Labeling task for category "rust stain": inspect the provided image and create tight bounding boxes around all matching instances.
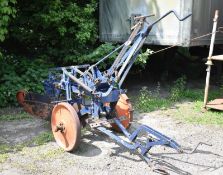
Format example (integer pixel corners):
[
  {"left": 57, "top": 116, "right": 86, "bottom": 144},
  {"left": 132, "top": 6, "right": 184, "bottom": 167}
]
[{"left": 16, "top": 90, "right": 54, "bottom": 120}]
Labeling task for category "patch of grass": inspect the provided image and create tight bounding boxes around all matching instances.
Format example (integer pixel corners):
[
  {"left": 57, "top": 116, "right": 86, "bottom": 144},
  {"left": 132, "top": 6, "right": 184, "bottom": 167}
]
[
  {"left": 135, "top": 86, "right": 173, "bottom": 112},
  {"left": 0, "top": 143, "right": 28, "bottom": 155},
  {"left": 170, "top": 76, "right": 187, "bottom": 101},
  {"left": 135, "top": 76, "right": 223, "bottom": 127},
  {"left": 0, "top": 112, "right": 31, "bottom": 121},
  {"left": 0, "top": 144, "right": 10, "bottom": 163},
  {"left": 136, "top": 76, "right": 223, "bottom": 113},
  {"left": 0, "top": 153, "right": 9, "bottom": 164},
  {"left": 32, "top": 131, "right": 54, "bottom": 146},
  {"left": 0, "top": 131, "right": 54, "bottom": 157},
  {"left": 178, "top": 88, "right": 221, "bottom": 102},
  {"left": 0, "top": 144, "right": 11, "bottom": 154},
  {"left": 40, "top": 148, "right": 64, "bottom": 160},
  {"left": 166, "top": 101, "right": 223, "bottom": 126}
]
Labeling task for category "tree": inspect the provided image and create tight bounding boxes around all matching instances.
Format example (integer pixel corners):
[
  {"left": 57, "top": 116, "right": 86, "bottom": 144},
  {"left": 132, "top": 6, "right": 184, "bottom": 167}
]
[
  {"left": 0, "top": 0, "right": 16, "bottom": 42},
  {"left": 2, "top": 0, "right": 98, "bottom": 64}
]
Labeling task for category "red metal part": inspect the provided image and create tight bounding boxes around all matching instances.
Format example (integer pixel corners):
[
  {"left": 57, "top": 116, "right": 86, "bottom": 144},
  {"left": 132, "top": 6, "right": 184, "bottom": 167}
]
[
  {"left": 16, "top": 90, "right": 54, "bottom": 120},
  {"left": 206, "top": 98, "right": 223, "bottom": 111},
  {"left": 51, "top": 102, "right": 81, "bottom": 151},
  {"left": 16, "top": 90, "right": 26, "bottom": 106},
  {"left": 111, "top": 94, "right": 133, "bottom": 131}
]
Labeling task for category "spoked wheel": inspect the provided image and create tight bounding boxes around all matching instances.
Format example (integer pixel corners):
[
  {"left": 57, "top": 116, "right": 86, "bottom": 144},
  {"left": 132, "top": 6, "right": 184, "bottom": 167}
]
[
  {"left": 51, "top": 102, "right": 81, "bottom": 151},
  {"left": 111, "top": 94, "right": 133, "bottom": 132}
]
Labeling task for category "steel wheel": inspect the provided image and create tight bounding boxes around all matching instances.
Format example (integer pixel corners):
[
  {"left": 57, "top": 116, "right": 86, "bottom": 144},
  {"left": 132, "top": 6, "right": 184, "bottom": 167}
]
[
  {"left": 51, "top": 102, "right": 81, "bottom": 151},
  {"left": 111, "top": 94, "right": 133, "bottom": 131}
]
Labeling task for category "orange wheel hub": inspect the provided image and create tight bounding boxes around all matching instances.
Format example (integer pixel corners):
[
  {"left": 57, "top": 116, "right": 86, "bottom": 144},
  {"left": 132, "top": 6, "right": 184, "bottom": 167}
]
[
  {"left": 111, "top": 94, "right": 133, "bottom": 131},
  {"left": 51, "top": 102, "right": 81, "bottom": 151}
]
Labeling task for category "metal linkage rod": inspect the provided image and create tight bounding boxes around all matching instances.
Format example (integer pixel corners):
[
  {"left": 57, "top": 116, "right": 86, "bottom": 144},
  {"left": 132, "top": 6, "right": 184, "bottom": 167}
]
[
  {"left": 117, "top": 35, "right": 143, "bottom": 79},
  {"left": 134, "top": 14, "right": 155, "bottom": 20},
  {"left": 50, "top": 64, "right": 90, "bottom": 71},
  {"left": 62, "top": 68, "right": 93, "bottom": 93},
  {"left": 211, "top": 55, "right": 223, "bottom": 61},
  {"left": 111, "top": 21, "right": 144, "bottom": 72},
  {"left": 93, "top": 44, "right": 124, "bottom": 68},
  {"left": 83, "top": 44, "right": 125, "bottom": 77},
  {"left": 118, "top": 50, "right": 140, "bottom": 86}
]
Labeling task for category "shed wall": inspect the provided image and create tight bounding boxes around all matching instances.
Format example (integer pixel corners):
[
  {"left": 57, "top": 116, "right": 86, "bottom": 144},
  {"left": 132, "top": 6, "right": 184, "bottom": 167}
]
[{"left": 99, "top": 0, "right": 223, "bottom": 46}]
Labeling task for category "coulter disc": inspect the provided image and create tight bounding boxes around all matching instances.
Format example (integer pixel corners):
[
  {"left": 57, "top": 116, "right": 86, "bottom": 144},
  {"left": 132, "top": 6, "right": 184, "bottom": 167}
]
[{"left": 51, "top": 102, "right": 81, "bottom": 151}]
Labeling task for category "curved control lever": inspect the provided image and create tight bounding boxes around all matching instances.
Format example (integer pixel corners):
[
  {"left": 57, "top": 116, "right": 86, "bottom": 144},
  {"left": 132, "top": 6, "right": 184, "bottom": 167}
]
[
  {"left": 144, "top": 10, "right": 192, "bottom": 35},
  {"left": 170, "top": 10, "right": 192, "bottom": 21},
  {"left": 151, "top": 10, "right": 192, "bottom": 26}
]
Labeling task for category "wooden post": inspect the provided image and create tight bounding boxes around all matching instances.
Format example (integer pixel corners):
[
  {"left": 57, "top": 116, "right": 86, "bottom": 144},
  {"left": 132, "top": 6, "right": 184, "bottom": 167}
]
[{"left": 203, "top": 10, "right": 219, "bottom": 108}]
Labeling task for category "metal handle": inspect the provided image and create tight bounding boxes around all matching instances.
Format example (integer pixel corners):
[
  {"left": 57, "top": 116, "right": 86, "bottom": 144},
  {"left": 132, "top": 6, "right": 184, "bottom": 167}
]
[
  {"left": 170, "top": 10, "right": 192, "bottom": 21},
  {"left": 151, "top": 10, "right": 192, "bottom": 27},
  {"left": 144, "top": 10, "right": 192, "bottom": 36}
]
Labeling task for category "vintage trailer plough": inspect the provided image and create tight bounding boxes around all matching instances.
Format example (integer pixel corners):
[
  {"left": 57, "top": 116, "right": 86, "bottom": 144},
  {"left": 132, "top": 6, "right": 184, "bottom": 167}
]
[{"left": 17, "top": 10, "right": 191, "bottom": 163}]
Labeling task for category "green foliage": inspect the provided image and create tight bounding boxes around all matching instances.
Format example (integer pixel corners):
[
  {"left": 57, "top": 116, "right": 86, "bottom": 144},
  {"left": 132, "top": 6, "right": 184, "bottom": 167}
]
[
  {"left": 0, "top": 153, "right": 8, "bottom": 163},
  {"left": 135, "top": 48, "right": 154, "bottom": 68},
  {"left": 7, "top": 0, "right": 97, "bottom": 64},
  {"left": 136, "top": 75, "right": 223, "bottom": 113},
  {"left": 39, "top": 148, "right": 64, "bottom": 159},
  {"left": 78, "top": 43, "right": 118, "bottom": 68},
  {"left": 0, "top": 131, "right": 53, "bottom": 159},
  {"left": 169, "top": 76, "right": 221, "bottom": 102},
  {"left": 0, "top": 0, "right": 158, "bottom": 108},
  {"left": 167, "top": 101, "right": 223, "bottom": 127},
  {"left": 170, "top": 76, "right": 187, "bottom": 101},
  {"left": 136, "top": 86, "right": 171, "bottom": 112},
  {"left": 0, "top": 0, "right": 16, "bottom": 42},
  {"left": 0, "top": 55, "right": 51, "bottom": 107},
  {"left": 0, "top": 0, "right": 99, "bottom": 107},
  {"left": 0, "top": 111, "right": 30, "bottom": 121},
  {"left": 32, "top": 131, "right": 54, "bottom": 146}
]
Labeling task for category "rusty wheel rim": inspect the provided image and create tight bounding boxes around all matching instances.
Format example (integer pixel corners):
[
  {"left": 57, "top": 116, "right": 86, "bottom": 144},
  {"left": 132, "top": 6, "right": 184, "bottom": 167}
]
[
  {"left": 16, "top": 90, "right": 26, "bottom": 106},
  {"left": 51, "top": 102, "right": 81, "bottom": 151},
  {"left": 111, "top": 94, "right": 133, "bottom": 131}
]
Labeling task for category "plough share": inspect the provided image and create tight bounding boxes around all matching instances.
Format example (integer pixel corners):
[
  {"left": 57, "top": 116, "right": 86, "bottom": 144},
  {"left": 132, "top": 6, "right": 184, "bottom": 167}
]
[{"left": 17, "top": 10, "right": 191, "bottom": 163}]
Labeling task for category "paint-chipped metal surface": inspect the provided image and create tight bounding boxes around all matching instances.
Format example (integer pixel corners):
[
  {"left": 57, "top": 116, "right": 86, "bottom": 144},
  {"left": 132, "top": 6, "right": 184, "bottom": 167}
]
[
  {"left": 21, "top": 92, "right": 54, "bottom": 120},
  {"left": 99, "top": 0, "right": 223, "bottom": 46}
]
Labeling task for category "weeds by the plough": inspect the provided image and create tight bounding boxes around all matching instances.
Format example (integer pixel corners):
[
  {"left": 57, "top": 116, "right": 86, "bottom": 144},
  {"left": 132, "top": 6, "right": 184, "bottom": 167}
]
[
  {"left": 136, "top": 86, "right": 172, "bottom": 112},
  {"left": 0, "top": 153, "right": 8, "bottom": 164},
  {"left": 135, "top": 76, "right": 223, "bottom": 127},
  {"left": 0, "top": 111, "right": 31, "bottom": 121},
  {"left": 31, "top": 131, "right": 54, "bottom": 146},
  {"left": 136, "top": 76, "right": 222, "bottom": 112},
  {"left": 0, "top": 131, "right": 53, "bottom": 157}
]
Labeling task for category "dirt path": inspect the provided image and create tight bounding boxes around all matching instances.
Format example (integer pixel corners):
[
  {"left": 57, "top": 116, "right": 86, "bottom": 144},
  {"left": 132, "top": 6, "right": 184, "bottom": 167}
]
[{"left": 1, "top": 107, "right": 223, "bottom": 175}]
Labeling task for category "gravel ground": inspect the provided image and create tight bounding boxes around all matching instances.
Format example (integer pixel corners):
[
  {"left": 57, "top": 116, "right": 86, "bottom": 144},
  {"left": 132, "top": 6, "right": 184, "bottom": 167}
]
[{"left": 0, "top": 107, "right": 223, "bottom": 175}]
